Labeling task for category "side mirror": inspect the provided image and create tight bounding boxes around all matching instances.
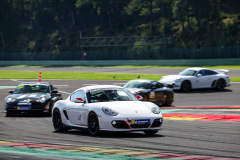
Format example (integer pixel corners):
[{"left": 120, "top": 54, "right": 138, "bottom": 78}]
[
  {"left": 52, "top": 90, "right": 58, "bottom": 93},
  {"left": 74, "top": 97, "right": 85, "bottom": 103},
  {"left": 136, "top": 95, "right": 143, "bottom": 101},
  {"left": 197, "top": 74, "right": 202, "bottom": 77},
  {"left": 9, "top": 90, "right": 13, "bottom": 94}
]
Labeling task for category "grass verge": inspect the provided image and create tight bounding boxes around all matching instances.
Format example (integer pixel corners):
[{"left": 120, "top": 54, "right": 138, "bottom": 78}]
[
  {"left": 2, "top": 65, "right": 240, "bottom": 70},
  {"left": 0, "top": 70, "right": 239, "bottom": 81}
]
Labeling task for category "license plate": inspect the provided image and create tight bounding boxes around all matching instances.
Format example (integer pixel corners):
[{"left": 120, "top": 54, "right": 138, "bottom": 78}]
[
  {"left": 132, "top": 119, "right": 150, "bottom": 124},
  {"left": 17, "top": 106, "right": 31, "bottom": 110}
]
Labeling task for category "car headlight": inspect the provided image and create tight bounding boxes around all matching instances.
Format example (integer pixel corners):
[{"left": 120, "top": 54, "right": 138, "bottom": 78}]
[
  {"left": 102, "top": 107, "right": 118, "bottom": 116},
  {"left": 152, "top": 105, "right": 161, "bottom": 114},
  {"left": 39, "top": 96, "right": 47, "bottom": 103},
  {"left": 7, "top": 97, "right": 16, "bottom": 103},
  {"left": 174, "top": 78, "right": 181, "bottom": 82}
]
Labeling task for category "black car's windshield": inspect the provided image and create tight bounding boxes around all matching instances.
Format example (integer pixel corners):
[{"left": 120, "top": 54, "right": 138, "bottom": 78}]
[
  {"left": 14, "top": 84, "right": 50, "bottom": 94},
  {"left": 123, "top": 81, "right": 150, "bottom": 89},
  {"left": 86, "top": 89, "right": 136, "bottom": 103},
  {"left": 179, "top": 69, "right": 197, "bottom": 76}
]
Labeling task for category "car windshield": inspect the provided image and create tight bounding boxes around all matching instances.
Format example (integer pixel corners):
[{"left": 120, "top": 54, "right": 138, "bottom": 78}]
[
  {"left": 14, "top": 84, "right": 49, "bottom": 94},
  {"left": 123, "top": 81, "right": 150, "bottom": 89},
  {"left": 179, "top": 69, "right": 197, "bottom": 76},
  {"left": 86, "top": 89, "right": 136, "bottom": 103}
]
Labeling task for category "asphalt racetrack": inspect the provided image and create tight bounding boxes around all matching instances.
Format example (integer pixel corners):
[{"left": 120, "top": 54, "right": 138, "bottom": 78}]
[{"left": 1, "top": 79, "right": 240, "bottom": 159}]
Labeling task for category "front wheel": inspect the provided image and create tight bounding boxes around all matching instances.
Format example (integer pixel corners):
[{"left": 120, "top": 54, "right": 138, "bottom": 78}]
[
  {"left": 164, "top": 93, "right": 173, "bottom": 106},
  {"left": 88, "top": 112, "right": 100, "bottom": 136},
  {"left": 216, "top": 79, "right": 225, "bottom": 90},
  {"left": 52, "top": 109, "right": 68, "bottom": 132},
  {"left": 181, "top": 81, "right": 191, "bottom": 92},
  {"left": 143, "top": 130, "right": 158, "bottom": 135}
]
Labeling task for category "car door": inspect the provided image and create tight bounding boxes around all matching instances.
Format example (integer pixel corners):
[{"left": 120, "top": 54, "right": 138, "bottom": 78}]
[
  {"left": 150, "top": 81, "right": 165, "bottom": 104},
  {"left": 196, "top": 70, "right": 213, "bottom": 88},
  {"left": 67, "top": 90, "right": 87, "bottom": 126}
]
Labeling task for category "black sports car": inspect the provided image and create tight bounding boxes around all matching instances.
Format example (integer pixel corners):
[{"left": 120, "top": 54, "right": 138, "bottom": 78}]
[
  {"left": 5, "top": 82, "right": 62, "bottom": 116},
  {"left": 123, "top": 79, "right": 174, "bottom": 106}
]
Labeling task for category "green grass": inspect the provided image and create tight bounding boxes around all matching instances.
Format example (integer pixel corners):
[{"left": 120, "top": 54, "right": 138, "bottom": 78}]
[
  {"left": 0, "top": 70, "right": 239, "bottom": 81},
  {"left": 2, "top": 65, "right": 240, "bottom": 70}
]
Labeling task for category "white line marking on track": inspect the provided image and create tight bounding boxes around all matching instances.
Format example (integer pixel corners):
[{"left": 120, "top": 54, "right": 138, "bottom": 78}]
[
  {"left": 54, "top": 85, "right": 69, "bottom": 86},
  {"left": 11, "top": 79, "right": 22, "bottom": 82},
  {"left": 58, "top": 90, "right": 71, "bottom": 94},
  {"left": 83, "top": 84, "right": 99, "bottom": 86},
  {"left": 113, "top": 83, "right": 126, "bottom": 84},
  {"left": 231, "top": 82, "right": 240, "bottom": 83}
]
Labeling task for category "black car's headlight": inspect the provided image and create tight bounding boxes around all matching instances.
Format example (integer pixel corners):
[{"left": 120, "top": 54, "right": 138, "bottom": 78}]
[
  {"left": 39, "top": 96, "right": 47, "bottom": 103},
  {"left": 152, "top": 104, "right": 161, "bottom": 114},
  {"left": 102, "top": 107, "right": 118, "bottom": 116},
  {"left": 6, "top": 97, "right": 16, "bottom": 103}
]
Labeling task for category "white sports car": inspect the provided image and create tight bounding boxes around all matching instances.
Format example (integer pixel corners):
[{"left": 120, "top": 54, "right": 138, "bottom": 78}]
[
  {"left": 52, "top": 85, "right": 163, "bottom": 135},
  {"left": 159, "top": 67, "right": 231, "bottom": 92}
]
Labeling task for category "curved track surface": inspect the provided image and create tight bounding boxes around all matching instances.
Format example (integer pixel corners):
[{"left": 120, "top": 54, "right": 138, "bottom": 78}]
[
  {"left": 0, "top": 66, "right": 240, "bottom": 77},
  {"left": 0, "top": 79, "right": 240, "bottom": 158}
]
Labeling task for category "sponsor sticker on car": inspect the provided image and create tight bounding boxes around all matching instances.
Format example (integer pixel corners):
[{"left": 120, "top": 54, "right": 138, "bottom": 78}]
[
  {"left": 132, "top": 119, "right": 150, "bottom": 124},
  {"left": 17, "top": 106, "right": 31, "bottom": 110}
]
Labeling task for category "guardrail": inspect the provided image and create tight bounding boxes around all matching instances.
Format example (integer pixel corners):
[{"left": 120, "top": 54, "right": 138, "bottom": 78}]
[{"left": 0, "top": 58, "right": 240, "bottom": 66}]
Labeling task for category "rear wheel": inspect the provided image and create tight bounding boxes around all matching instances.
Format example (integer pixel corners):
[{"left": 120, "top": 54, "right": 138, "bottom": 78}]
[
  {"left": 52, "top": 109, "right": 68, "bottom": 132},
  {"left": 216, "top": 79, "right": 225, "bottom": 90},
  {"left": 142, "top": 94, "right": 148, "bottom": 101},
  {"left": 143, "top": 130, "right": 158, "bottom": 135},
  {"left": 165, "top": 93, "right": 173, "bottom": 106},
  {"left": 88, "top": 112, "right": 100, "bottom": 136},
  {"left": 181, "top": 81, "right": 191, "bottom": 92}
]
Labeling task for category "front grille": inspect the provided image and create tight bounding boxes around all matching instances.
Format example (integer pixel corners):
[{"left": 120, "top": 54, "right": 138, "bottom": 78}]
[
  {"left": 151, "top": 119, "right": 162, "bottom": 128},
  {"left": 130, "top": 124, "right": 150, "bottom": 128},
  {"left": 112, "top": 121, "right": 129, "bottom": 129}
]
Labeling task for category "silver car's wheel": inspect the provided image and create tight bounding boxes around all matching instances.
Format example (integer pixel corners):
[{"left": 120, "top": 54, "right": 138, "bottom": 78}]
[
  {"left": 181, "top": 81, "right": 191, "bottom": 92},
  {"left": 216, "top": 79, "right": 225, "bottom": 90},
  {"left": 52, "top": 109, "right": 68, "bottom": 132},
  {"left": 88, "top": 112, "right": 100, "bottom": 136}
]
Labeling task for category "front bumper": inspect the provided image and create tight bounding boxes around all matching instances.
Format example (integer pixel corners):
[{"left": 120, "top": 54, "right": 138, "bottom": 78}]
[
  {"left": 98, "top": 113, "right": 163, "bottom": 132},
  {"left": 5, "top": 102, "right": 51, "bottom": 115}
]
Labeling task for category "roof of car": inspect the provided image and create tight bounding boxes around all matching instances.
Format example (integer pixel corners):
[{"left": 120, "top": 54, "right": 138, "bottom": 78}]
[
  {"left": 186, "top": 67, "right": 208, "bottom": 71},
  {"left": 19, "top": 82, "right": 50, "bottom": 85},
  {"left": 79, "top": 85, "right": 123, "bottom": 91}
]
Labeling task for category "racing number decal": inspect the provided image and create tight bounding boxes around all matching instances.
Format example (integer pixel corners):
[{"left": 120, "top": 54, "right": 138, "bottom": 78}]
[
  {"left": 77, "top": 112, "right": 83, "bottom": 122},
  {"left": 150, "top": 92, "right": 155, "bottom": 98}
]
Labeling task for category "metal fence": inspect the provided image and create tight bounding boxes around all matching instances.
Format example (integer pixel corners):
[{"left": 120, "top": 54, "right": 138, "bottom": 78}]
[{"left": 0, "top": 46, "right": 240, "bottom": 61}]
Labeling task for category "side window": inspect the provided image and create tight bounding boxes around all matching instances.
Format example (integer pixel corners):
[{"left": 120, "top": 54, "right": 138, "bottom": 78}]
[
  {"left": 70, "top": 90, "right": 85, "bottom": 102},
  {"left": 208, "top": 70, "right": 217, "bottom": 75},
  {"left": 198, "top": 70, "right": 208, "bottom": 76},
  {"left": 151, "top": 81, "right": 161, "bottom": 88}
]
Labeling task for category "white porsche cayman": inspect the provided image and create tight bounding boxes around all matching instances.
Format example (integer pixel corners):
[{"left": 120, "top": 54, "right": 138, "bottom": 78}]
[
  {"left": 52, "top": 85, "right": 163, "bottom": 135},
  {"left": 159, "top": 67, "right": 231, "bottom": 92}
]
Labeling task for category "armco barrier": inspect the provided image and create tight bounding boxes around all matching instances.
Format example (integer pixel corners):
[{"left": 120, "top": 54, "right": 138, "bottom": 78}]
[{"left": 0, "top": 58, "right": 240, "bottom": 66}]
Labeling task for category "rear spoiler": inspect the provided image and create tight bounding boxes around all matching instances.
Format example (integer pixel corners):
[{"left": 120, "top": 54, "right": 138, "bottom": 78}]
[{"left": 214, "top": 69, "right": 230, "bottom": 74}]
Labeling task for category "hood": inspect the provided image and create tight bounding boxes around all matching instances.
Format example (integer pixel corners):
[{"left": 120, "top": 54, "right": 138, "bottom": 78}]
[
  {"left": 160, "top": 75, "right": 190, "bottom": 83},
  {"left": 8, "top": 93, "right": 49, "bottom": 102},
  {"left": 98, "top": 101, "right": 151, "bottom": 114},
  {"left": 126, "top": 88, "right": 150, "bottom": 94}
]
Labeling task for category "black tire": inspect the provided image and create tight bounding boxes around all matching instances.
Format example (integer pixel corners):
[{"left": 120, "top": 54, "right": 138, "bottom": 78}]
[
  {"left": 143, "top": 130, "right": 158, "bottom": 135},
  {"left": 6, "top": 113, "right": 12, "bottom": 117},
  {"left": 142, "top": 94, "right": 149, "bottom": 101},
  {"left": 88, "top": 112, "right": 100, "bottom": 136},
  {"left": 52, "top": 109, "right": 68, "bottom": 132},
  {"left": 181, "top": 81, "right": 191, "bottom": 92},
  {"left": 47, "top": 101, "right": 53, "bottom": 117},
  {"left": 165, "top": 93, "right": 173, "bottom": 106},
  {"left": 216, "top": 79, "right": 225, "bottom": 90}
]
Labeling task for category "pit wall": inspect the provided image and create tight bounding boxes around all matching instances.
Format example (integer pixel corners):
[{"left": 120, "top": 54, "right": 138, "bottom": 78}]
[{"left": 1, "top": 58, "right": 240, "bottom": 66}]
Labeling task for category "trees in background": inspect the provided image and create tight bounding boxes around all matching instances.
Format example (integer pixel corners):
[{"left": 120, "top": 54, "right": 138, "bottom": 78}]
[{"left": 0, "top": 0, "right": 239, "bottom": 52}]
